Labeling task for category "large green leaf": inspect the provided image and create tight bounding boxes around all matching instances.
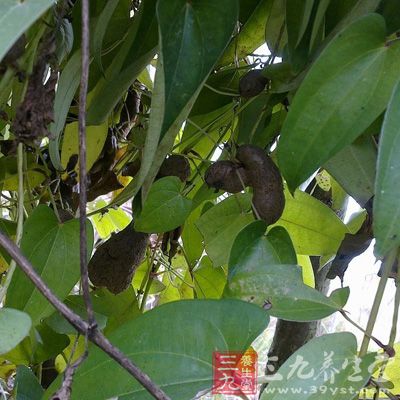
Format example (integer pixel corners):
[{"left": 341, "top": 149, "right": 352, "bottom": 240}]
[
  {"left": 374, "top": 81, "right": 400, "bottom": 257},
  {"left": 0, "top": 308, "right": 31, "bottom": 355},
  {"left": 324, "top": 134, "right": 377, "bottom": 206},
  {"left": 224, "top": 222, "right": 345, "bottom": 321},
  {"left": 91, "top": 0, "right": 120, "bottom": 72},
  {"left": 181, "top": 206, "right": 204, "bottom": 267},
  {"left": 6, "top": 206, "right": 94, "bottom": 326},
  {"left": 130, "top": 0, "right": 239, "bottom": 203},
  {"left": 4, "top": 323, "right": 69, "bottom": 365},
  {"left": 86, "top": 0, "right": 158, "bottom": 125},
  {"left": 273, "top": 190, "right": 348, "bottom": 255},
  {"left": 228, "top": 221, "right": 280, "bottom": 276},
  {"left": 193, "top": 256, "right": 226, "bottom": 299},
  {"left": 219, "top": 0, "right": 273, "bottom": 66},
  {"left": 156, "top": 0, "right": 238, "bottom": 139},
  {"left": 45, "top": 295, "right": 108, "bottom": 335},
  {"left": 49, "top": 50, "right": 81, "bottom": 171},
  {"left": 45, "top": 299, "right": 269, "bottom": 400},
  {"left": 14, "top": 366, "right": 44, "bottom": 400},
  {"left": 278, "top": 14, "right": 400, "bottom": 191},
  {"left": 286, "top": 0, "right": 315, "bottom": 49},
  {"left": 260, "top": 333, "right": 376, "bottom": 400},
  {"left": 134, "top": 176, "right": 192, "bottom": 233},
  {"left": 0, "top": 0, "right": 54, "bottom": 63},
  {"left": 196, "top": 194, "right": 254, "bottom": 266}
]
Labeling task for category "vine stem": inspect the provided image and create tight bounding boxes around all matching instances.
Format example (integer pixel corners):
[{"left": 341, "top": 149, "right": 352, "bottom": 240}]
[
  {"left": 0, "top": 143, "right": 24, "bottom": 303},
  {"left": 374, "top": 271, "right": 400, "bottom": 400},
  {"left": 78, "top": 0, "right": 95, "bottom": 329},
  {"left": 359, "top": 248, "right": 398, "bottom": 357},
  {"left": 0, "top": 231, "right": 171, "bottom": 400}
]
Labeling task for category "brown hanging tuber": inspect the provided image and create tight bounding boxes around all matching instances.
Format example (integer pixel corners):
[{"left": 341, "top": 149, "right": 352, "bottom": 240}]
[
  {"left": 204, "top": 145, "right": 285, "bottom": 225},
  {"left": 88, "top": 221, "right": 149, "bottom": 294},
  {"left": 157, "top": 154, "right": 191, "bottom": 183},
  {"left": 205, "top": 160, "right": 249, "bottom": 193},
  {"left": 239, "top": 69, "right": 269, "bottom": 98}
]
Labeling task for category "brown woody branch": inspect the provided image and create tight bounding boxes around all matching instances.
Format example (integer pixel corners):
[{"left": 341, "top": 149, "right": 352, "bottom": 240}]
[
  {"left": 0, "top": 231, "right": 171, "bottom": 400},
  {"left": 78, "top": 0, "right": 95, "bottom": 328}
]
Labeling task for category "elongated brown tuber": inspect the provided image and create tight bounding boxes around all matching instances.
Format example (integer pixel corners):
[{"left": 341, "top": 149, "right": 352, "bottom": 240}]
[
  {"left": 205, "top": 160, "right": 249, "bottom": 193},
  {"left": 239, "top": 70, "right": 269, "bottom": 98},
  {"left": 204, "top": 145, "right": 285, "bottom": 225},
  {"left": 157, "top": 154, "right": 190, "bottom": 182},
  {"left": 88, "top": 222, "right": 149, "bottom": 294}
]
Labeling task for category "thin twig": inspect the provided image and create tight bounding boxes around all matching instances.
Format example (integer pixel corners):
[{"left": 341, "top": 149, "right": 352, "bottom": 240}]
[
  {"left": 374, "top": 272, "right": 400, "bottom": 399},
  {"left": 0, "top": 231, "right": 171, "bottom": 400},
  {"left": 359, "top": 248, "right": 398, "bottom": 356},
  {"left": 0, "top": 143, "right": 25, "bottom": 303},
  {"left": 78, "top": 0, "right": 95, "bottom": 328}
]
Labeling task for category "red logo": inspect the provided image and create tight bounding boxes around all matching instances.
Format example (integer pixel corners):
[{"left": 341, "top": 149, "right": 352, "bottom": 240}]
[{"left": 212, "top": 349, "right": 258, "bottom": 395}]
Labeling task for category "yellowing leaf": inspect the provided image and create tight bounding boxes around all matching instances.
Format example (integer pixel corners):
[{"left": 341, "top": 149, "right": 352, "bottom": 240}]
[
  {"left": 297, "top": 254, "right": 315, "bottom": 287},
  {"left": 274, "top": 190, "right": 348, "bottom": 255},
  {"left": 61, "top": 122, "right": 108, "bottom": 175}
]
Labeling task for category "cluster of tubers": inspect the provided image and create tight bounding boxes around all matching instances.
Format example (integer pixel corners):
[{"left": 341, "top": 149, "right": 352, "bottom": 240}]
[
  {"left": 88, "top": 154, "right": 190, "bottom": 294},
  {"left": 205, "top": 144, "right": 285, "bottom": 225}
]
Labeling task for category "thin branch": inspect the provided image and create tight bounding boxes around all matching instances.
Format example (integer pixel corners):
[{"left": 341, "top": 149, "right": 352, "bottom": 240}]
[
  {"left": 0, "top": 232, "right": 171, "bottom": 400},
  {"left": 0, "top": 143, "right": 25, "bottom": 303},
  {"left": 374, "top": 272, "right": 400, "bottom": 400},
  {"left": 359, "top": 248, "right": 398, "bottom": 356},
  {"left": 78, "top": 0, "right": 95, "bottom": 328}
]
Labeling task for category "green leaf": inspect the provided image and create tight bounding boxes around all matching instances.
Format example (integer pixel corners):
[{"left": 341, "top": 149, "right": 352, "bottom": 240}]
[
  {"left": 0, "top": 156, "right": 47, "bottom": 191},
  {"left": 90, "top": 201, "right": 131, "bottom": 239},
  {"left": 45, "top": 295, "right": 107, "bottom": 335},
  {"left": 0, "top": 219, "right": 16, "bottom": 270},
  {"left": 374, "top": 81, "right": 400, "bottom": 257},
  {"left": 181, "top": 206, "right": 204, "bottom": 267},
  {"left": 309, "top": 0, "right": 331, "bottom": 51},
  {"left": 5, "top": 323, "right": 70, "bottom": 365},
  {"left": 49, "top": 50, "right": 81, "bottom": 171},
  {"left": 260, "top": 333, "right": 376, "bottom": 400},
  {"left": 14, "top": 366, "right": 44, "bottom": 400},
  {"left": 193, "top": 256, "right": 226, "bottom": 299},
  {"left": 229, "top": 220, "right": 280, "bottom": 276},
  {"left": 61, "top": 122, "right": 108, "bottom": 175},
  {"left": 278, "top": 14, "right": 400, "bottom": 191},
  {"left": 224, "top": 222, "right": 343, "bottom": 321},
  {"left": 0, "top": 0, "right": 55, "bottom": 63},
  {"left": 158, "top": 263, "right": 193, "bottom": 305},
  {"left": 134, "top": 176, "right": 192, "bottom": 233},
  {"left": 45, "top": 299, "right": 269, "bottom": 400},
  {"left": 267, "top": 226, "right": 297, "bottom": 264},
  {"left": 0, "top": 308, "right": 31, "bottom": 355},
  {"left": 86, "top": 0, "right": 158, "bottom": 125},
  {"left": 129, "top": 0, "right": 239, "bottom": 204},
  {"left": 196, "top": 194, "right": 254, "bottom": 267},
  {"left": 329, "top": 286, "right": 350, "bottom": 308},
  {"left": 286, "top": 0, "right": 315, "bottom": 48},
  {"left": 6, "top": 206, "right": 94, "bottom": 326},
  {"left": 91, "top": 0, "right": 120, "bottom": 72},
  {"left": 219, "top": 0, "right": 273, "bottom": 66},
  {"left": 274, "top": 190, "right": 348, "bottom": 255},
  {"left": 90, "top": 287, "right": 141, "bottom": 334},
  {"left": 297, "top": 254, "right": 315, "bottom": 287},
  {"left": 324, "top": 134, "right": 377, "bottom": 206},
  {"left": 156, "top": 0, "right": 238, "bottom": 140}
]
